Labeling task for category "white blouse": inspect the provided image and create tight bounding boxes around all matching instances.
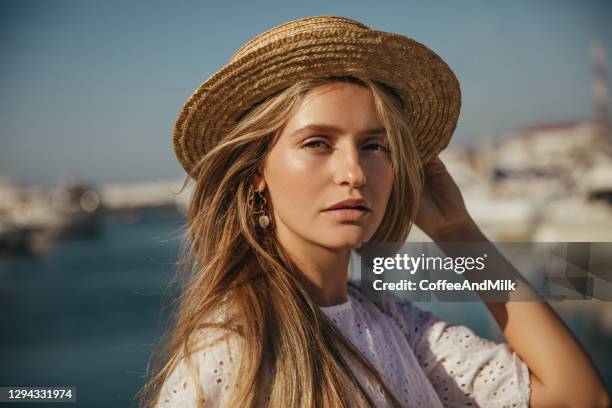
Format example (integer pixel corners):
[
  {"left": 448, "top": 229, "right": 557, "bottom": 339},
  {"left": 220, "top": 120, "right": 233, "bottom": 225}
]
[{"left": 156, "top": 284, "right": 531, "bottom": 407}]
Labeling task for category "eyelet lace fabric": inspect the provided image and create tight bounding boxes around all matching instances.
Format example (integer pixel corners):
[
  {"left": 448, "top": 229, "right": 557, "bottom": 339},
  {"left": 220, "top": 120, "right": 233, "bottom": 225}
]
[
  {"left": 156, "top": 285, "right": 531, "bottom": 407},
  {"left": 155, "top": 327, "right": 241, "bottom": 408}
]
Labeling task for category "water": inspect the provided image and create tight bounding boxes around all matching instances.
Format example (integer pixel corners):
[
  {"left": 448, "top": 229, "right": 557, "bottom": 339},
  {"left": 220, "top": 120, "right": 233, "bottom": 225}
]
[
  {"left": 1, "top": 216, "right": 610, "bottom": 407},
  {"left": 0, "top": 215, "right": 183, "bottom": 407}
]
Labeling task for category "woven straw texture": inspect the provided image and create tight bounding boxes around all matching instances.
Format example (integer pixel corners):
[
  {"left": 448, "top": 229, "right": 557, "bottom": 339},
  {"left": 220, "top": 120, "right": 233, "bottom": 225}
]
[{"left": 174, "top": 16, "right": 461, "bottom": 178}]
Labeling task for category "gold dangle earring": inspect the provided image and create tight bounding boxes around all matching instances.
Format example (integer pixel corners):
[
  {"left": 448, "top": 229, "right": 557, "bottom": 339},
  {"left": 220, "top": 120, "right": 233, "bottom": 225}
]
[
  {"left": 249, "top": 188, "right": 270, "bottom": 229},
  {"left": 256, "top": 191, "right": 271, "bottom": 229}
]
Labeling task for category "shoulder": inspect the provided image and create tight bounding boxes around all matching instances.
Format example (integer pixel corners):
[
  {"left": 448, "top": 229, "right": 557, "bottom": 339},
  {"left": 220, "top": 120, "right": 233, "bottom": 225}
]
[
  {"left": 346, "top": 282, "right": 443, "bottom": 347},
  {"left": 156, "top": 327, "right": 242, "bottom": 407},
  {"left": 347, "top": 282, "right": 432, "bottom": 322}
]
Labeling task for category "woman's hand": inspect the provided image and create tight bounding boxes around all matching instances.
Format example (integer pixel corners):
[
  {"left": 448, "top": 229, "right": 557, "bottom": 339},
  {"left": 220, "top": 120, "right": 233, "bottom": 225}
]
[{"left": 414, "top": 155, "right": 476, "bottom": 241}]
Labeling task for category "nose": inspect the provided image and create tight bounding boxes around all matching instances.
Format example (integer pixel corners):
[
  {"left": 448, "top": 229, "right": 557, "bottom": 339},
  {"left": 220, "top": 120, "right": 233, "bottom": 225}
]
[{"left": 333, "top": 144, "right": 367, "bottom": 187}]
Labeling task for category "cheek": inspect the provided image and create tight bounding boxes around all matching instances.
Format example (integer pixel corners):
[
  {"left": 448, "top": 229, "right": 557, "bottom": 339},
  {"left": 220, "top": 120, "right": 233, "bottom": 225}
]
[
  {"left": 369, "top": 162, "right": 394, "bottom": 223},
  {"left": 265, "top": 149, "right": 323, "bottom": 211},
  {"left": 369, "top": 160, "right": 394, "bottom": 195}
]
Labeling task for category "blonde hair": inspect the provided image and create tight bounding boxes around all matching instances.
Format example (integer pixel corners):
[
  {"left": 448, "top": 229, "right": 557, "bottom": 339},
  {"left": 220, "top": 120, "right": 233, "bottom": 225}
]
[{"left": 139, "top": 75, "right": 424, "bottom": 407}]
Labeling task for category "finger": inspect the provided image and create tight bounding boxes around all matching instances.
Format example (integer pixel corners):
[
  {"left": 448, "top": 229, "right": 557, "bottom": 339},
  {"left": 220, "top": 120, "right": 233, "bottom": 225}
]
[{"left": 424, "top": 156, "right": 447, "bottom": 176}]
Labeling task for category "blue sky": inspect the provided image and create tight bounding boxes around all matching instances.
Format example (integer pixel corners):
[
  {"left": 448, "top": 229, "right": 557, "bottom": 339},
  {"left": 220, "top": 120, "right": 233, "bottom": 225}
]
[{"left": 1, "top": 0, "right": 611, "bottom": 186}]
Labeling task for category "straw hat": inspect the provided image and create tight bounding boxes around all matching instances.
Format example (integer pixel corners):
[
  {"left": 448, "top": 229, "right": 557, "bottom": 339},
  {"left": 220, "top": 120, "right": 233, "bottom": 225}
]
[{"left": 174, "top": 15, "right": 461, "bottom": 178}]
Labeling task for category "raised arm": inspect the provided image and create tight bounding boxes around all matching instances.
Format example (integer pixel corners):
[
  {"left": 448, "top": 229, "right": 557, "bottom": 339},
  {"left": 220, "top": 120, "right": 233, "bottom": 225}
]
[
  {"left": 414, "top": 156, "right": 610, "bottom": 408},
  {"left": 432, "top": 219, "right": 610, "bottom": 408}
]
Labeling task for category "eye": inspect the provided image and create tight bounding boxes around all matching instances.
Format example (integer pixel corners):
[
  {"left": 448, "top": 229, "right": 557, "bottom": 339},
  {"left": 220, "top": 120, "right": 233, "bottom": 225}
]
[
  {"left": 303, "top": 139, "right": 330, "bottom": 150},
  {"left": 364, "top": 143, "right": 388, "bottom": 152}
]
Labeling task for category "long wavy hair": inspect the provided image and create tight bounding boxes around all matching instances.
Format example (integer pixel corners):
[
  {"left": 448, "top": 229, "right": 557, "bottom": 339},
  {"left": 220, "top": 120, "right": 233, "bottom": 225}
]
[{"left": 139, "top": 75, "right": 425, "bottom": 407}]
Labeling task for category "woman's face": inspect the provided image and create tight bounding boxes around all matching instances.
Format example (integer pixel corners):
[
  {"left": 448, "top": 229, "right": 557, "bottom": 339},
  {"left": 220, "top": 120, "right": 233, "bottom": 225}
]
[{"left": 255, "top": 82, "right": 394, "bottom": 251}]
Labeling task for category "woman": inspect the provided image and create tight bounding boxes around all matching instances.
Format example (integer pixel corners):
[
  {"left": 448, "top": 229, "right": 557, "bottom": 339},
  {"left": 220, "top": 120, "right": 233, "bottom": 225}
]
[{"left": 141, "top": 16, "right": 609, "bottom": 407}]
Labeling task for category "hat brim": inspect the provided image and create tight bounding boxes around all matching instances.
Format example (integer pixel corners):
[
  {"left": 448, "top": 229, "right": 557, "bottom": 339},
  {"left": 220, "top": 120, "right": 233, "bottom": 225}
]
[{"left": 174, "top": 28, "right": 461, "bottom": 178}]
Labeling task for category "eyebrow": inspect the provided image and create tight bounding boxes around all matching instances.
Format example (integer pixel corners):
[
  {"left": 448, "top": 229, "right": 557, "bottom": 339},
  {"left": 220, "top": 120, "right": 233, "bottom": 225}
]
[{"left": 291, "top": 123, "right": 387, "bottom": 138}]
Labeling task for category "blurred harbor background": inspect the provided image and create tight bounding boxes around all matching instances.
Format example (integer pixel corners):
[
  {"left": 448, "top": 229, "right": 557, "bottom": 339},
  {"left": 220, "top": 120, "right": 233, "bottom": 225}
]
[{"left": 1, "top": 0, "right": 612, "bottom": 406}]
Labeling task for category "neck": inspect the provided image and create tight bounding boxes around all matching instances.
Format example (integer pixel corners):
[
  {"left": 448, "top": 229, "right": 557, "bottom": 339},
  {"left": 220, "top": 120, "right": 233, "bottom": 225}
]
[{"left": 276, "top": 225, "right": 351, "bottom": 307}]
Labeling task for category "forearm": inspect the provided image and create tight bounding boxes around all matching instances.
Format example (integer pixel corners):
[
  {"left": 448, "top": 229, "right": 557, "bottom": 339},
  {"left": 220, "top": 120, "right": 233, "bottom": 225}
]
[
  {"left": 432, "top": 219, "right": 610, "bottom": 408},
  {"left": 485, "top": 293, "right": 608, "bottom": 407}
]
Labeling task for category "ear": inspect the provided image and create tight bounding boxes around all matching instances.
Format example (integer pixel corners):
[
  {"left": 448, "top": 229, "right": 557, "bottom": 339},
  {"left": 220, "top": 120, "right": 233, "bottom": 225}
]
[{"left": 253, "top": 166, "right": 266, "bottom": 192}]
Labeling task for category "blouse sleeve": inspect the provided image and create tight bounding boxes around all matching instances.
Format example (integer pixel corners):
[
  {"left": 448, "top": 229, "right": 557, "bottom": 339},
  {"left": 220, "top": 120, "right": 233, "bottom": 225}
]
[
  {"left": 382, "top": 297, "right": 531, "bottom": 408},
  {"left": 155, "top": 330, "right": 240, "bottom": 408}
]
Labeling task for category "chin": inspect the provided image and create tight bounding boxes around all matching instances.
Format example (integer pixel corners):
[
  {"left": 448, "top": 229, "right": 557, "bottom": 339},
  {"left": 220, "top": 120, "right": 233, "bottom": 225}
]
[{"left": 322, "top": 234, "right": 367, "bottom": 250}]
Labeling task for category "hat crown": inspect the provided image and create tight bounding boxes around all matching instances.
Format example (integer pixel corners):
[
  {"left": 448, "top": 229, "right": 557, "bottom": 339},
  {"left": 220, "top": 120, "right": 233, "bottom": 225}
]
[
  {"left": 174, "top": 15, "right": 461, "bottom": 179},
  {"left": 229, "top": 16, "right": 370, "bottom": 63}
]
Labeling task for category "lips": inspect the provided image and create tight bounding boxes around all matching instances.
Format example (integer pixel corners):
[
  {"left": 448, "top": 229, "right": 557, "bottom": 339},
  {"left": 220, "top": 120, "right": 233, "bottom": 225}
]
[
  {"left": 322, "top": 207, "right": 370, "bottom": 222},
  {"left": 322, "top": 198, "right": 371, "bottom": 212},
  {"left": 322, "top": 198, "right": 371, "bottom": 222}
]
